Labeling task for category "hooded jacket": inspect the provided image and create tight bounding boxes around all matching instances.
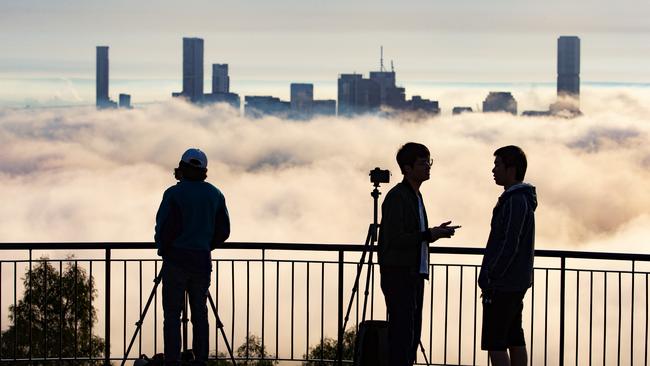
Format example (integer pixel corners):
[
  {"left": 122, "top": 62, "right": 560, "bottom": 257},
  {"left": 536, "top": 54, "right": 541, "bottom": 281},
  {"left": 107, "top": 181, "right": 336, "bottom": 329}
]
[{"left": 479, "top": 183, "right": 537, "bottom": 291}]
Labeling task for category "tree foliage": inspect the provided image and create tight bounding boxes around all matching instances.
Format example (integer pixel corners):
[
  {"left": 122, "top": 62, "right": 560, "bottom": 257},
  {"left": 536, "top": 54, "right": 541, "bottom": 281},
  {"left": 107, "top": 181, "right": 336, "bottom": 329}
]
[
  {"left": 208, "top": 333, "right": 277, "bottom": 366},
  {"left": 0, "top": 259, "right": 105, "bottom": 365},
  {"left": 302, "top": 328, "right": 356, "bottom": 366}
]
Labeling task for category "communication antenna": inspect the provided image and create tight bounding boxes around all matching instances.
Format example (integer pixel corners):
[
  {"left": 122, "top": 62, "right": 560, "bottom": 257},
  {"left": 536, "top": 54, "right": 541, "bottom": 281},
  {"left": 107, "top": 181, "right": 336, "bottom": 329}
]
[
  {"left": 391, "top": 60, "right": 395, "bottom": 73},
  {"left": 380, "top": 46, "right": 385, "bottom": 72}
]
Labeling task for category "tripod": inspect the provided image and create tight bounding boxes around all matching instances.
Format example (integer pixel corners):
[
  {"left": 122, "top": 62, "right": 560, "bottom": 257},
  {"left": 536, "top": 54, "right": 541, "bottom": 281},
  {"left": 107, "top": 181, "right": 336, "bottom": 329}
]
[
  {"left": 341, "top": 176, "right": 431, "bottom": 366},
  {"left": 121, "top": 268, "right": 237, "bottom": 366}
]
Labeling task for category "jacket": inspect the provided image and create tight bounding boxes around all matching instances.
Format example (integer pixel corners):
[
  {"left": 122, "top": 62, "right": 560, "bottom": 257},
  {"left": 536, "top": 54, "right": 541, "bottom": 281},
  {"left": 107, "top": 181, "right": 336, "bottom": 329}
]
[
  {"left": 478, "top": 183, "right": 537, "bottom": 291},
  {"left": 377, "top": 180, "right": 432, "bottom": 271},
  {"left": 154, "top": 180, "right": 230, "bottom": 271}
]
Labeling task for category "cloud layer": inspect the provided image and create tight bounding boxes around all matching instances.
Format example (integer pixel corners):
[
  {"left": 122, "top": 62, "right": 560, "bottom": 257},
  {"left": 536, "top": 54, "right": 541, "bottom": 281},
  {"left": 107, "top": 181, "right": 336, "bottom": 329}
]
[{"left": 1, "top": 89, "right": 649, "bottom": 254}]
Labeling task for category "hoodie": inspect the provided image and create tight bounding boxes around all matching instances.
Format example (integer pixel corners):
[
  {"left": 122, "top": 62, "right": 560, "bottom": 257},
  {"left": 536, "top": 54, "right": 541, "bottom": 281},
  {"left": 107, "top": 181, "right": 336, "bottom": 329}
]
[{"left": 478, "top": 183, "right": 537, "bottom": 291}]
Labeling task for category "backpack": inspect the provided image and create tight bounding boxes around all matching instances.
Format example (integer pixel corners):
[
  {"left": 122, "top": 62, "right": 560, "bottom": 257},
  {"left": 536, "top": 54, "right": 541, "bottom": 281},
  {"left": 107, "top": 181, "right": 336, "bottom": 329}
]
[{"left": 353, "top": 320, "right": 389, "bottom": 366}]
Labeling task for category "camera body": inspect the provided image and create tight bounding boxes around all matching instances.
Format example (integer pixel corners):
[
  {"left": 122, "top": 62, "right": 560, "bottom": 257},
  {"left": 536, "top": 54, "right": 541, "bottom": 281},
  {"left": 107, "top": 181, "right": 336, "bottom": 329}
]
[{"left": 369, "top": 167, "right": 390, "bottom": 185}]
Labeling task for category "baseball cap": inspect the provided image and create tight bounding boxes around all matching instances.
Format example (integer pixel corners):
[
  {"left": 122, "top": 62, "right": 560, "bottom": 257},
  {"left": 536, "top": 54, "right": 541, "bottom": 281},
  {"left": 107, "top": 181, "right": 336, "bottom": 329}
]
[{"left": 180, "top": 148, "right": 208, "bottom": 169}]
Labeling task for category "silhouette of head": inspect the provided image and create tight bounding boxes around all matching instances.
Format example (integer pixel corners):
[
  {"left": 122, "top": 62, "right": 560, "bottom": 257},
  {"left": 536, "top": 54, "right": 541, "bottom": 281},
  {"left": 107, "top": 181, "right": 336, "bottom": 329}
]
[
  {"left": 174, "top": 148, "right": 208, "bottom": 181},
  {"left": 396, "top": 142, "right": 431, "bottom": 182},
  {"left": 493, "top": 145, "right": 527, "bottom": 186}
]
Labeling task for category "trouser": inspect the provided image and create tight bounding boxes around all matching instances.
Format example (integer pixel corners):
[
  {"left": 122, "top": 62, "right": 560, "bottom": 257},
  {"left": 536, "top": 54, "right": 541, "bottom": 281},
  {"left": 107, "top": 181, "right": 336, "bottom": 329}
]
[
  {"left": 162, "top": 261, "right": 211, "bottom": 365},
  {"left": 380, "top": 267, "right": 425, "bottom": 366}
]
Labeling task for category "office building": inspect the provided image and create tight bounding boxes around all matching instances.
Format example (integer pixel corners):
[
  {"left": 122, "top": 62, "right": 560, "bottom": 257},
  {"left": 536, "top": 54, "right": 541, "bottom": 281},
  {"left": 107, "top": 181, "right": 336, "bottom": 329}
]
[
  {"left": 212, "top": 64, "right": 230, "bottom": 94},
  {"left": 245, "top": 96, "right": 290, "bottom": 119},
  {"left": 290, "top": 83, "right": 314, "bottom": 119},
  {"left": 452, "top": 107, "right": 473, "bottom": 115},
  {"left": 118, "top": 94, "right": 132, "bottom": 109},
  {"left": 313, "top": 100, "right": 336, "bottom": 116},
  {"left": 482, "top": 92, "right": 517, "bottom": 115},
  {"left": 96, "top": 46, "right": 116, "bottom": 109},
  {"left": 173, "top": 37, "right": 204, "bottom": 103},
  {"left": 405, "top": 96, "right": 440, "bottom": 115},
  {"left": 557, "top": 36, "right": 580, "bottom": 98},
  {"left": 337, "top": 74, "right": 380, "bottom": 116},
  {"left": 203, "top": 92, "right": 241, "bottom": 110}
]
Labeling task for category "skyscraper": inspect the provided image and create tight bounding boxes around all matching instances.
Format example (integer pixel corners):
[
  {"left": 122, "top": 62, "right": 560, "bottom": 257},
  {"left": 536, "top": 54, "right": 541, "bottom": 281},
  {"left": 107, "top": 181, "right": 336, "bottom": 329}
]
[
  {"left": 96, "top": 46, "right": 116, "bottom": 109},
  {"left": 482, "top": 92, "right": 517, "bottom": 115},
  {"left": 290, "top": 83, "right": 314, "bottom": 119},
  {"left": 212, "top": 64, "right": 229, "bottom": 94},
  {"left": 180, "top": 37, "right": 204, "bottom": 103},
  {"left": 337, "top": 74, "right": 380, "bottom": 116},
  {"left": 557, "top": 36, "right": 580, "bottom": 98}
]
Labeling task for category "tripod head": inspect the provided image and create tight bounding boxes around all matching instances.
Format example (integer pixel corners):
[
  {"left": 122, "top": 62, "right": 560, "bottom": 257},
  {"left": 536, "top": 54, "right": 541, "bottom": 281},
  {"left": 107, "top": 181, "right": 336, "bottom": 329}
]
[{"left": 368, "top": 167, "right": 390, "bottom": 239}]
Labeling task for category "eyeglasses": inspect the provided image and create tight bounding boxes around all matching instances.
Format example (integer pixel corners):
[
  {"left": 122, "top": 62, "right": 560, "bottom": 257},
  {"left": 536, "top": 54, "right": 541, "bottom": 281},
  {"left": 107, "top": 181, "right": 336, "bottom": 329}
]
[{"left": 416, "top": 158, "right": 434, "bottom": 167}]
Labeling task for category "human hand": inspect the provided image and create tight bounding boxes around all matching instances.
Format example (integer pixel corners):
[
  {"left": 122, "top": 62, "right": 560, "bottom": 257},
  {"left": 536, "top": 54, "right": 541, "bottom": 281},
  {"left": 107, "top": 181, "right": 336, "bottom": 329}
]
[{"left": 429, "top": 221, "right": 461, "bottom": 241}]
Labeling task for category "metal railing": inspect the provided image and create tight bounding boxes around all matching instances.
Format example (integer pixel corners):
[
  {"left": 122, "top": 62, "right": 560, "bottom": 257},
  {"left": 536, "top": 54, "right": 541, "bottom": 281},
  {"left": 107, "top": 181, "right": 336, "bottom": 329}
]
[{"left": 0, "top": 242, "right": 648, "bottom": 365}]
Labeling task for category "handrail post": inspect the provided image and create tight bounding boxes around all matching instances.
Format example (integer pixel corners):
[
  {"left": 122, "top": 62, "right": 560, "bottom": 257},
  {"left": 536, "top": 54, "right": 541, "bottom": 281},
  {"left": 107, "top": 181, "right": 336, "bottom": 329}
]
[
  {"left": 559, "top": 256, "right": 560, "bottom": 366},
  {"left": 337, "top": 250, "right": 344, "bottom": 366},
  {"left": 105, "top": 248, "right": 111, "bottom": 365}
]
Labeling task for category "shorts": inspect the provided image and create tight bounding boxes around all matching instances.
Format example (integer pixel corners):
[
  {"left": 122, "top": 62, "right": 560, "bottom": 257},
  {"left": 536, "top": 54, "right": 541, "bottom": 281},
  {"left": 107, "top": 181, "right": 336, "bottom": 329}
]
[{"left": 481, "top": 289, "right": 527, "bottom": 351}]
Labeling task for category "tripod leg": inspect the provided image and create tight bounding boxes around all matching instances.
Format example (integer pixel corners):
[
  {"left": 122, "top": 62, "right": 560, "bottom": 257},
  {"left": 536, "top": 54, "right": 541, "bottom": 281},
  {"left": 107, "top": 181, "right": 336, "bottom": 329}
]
[
  {"left": 341, "top": 225, "right": 373, "bottom": 332},
  {"left": 121, "top": 269, "right": 164, "bottom": 366},
  {"left": 419, "top": 341, "right": 431, "bottom": 366},
  {"left": 207, "top": 291, "right": 237, "bottom": 366}
]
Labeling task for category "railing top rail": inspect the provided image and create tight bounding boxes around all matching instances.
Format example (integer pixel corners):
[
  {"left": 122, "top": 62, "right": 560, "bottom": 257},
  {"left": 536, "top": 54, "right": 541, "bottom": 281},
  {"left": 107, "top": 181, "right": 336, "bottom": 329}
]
[{"left": 0, "top": 242, "right": 649, "bottom": 261}]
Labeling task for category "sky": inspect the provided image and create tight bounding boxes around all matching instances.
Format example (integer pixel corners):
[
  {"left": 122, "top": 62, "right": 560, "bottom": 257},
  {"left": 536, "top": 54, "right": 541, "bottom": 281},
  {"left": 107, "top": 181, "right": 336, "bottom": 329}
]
[{"left": 1, "top": 0, "right": 649, "bottom": 106}]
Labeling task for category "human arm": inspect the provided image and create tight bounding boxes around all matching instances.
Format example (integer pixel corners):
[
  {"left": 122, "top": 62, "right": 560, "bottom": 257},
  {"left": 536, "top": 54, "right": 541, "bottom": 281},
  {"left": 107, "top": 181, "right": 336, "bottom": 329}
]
[
  {"left": 487, "top": 194, "right": 529, "bottom": 279},
  {"left": 210, "top": 194, "right": 230, "bottom": 249}
]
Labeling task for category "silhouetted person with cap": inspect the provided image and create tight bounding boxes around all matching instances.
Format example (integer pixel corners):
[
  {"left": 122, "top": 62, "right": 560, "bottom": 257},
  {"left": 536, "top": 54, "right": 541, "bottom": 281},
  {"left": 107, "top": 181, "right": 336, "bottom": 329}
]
[
  {"left": 479, "top": 145, "right": 537, "bottom": 366},
  {"left": 378, "top": 142, "right": 460, "bottom": 366},
  {"left": 155, "top": 148, "right": 230, "bottom": 366}
]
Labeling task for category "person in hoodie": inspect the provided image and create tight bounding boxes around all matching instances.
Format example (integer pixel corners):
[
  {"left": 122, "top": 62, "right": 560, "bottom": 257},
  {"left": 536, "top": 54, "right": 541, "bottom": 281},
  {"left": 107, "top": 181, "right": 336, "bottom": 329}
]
[
  {"left": 379, "top": 142, "right": 460, "bottom": 366},
  {"left": 155, "top": 148, "right": 230, "bottom": 366},
  {"left": 479, "top": 145, "right": 537, "bottom": 366}
]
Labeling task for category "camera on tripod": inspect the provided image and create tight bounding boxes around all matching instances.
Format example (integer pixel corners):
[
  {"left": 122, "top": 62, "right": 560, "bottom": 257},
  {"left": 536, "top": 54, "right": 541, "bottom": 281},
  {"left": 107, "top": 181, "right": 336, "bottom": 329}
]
[{"left": 369, "top": 167, "right": 390, "bottom": 185}]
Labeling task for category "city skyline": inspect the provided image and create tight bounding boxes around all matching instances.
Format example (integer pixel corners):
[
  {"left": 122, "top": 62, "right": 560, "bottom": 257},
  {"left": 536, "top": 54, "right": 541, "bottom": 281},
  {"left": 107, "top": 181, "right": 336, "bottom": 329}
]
[{"left": 1, "top": 0, "right": 649, "bottom": 107}]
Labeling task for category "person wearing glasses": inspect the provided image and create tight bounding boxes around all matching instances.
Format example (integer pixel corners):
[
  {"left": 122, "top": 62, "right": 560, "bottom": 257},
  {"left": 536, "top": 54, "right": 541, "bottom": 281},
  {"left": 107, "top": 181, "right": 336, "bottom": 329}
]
[{"left": 378, "top": 142, "right": 460, "bottom": 366}]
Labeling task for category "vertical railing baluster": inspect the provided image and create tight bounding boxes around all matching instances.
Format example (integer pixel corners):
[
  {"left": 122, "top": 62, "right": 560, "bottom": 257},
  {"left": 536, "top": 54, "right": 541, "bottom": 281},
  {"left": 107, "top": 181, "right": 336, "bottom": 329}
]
[
  {"left": 123, "top": 261, "right": 127, "bottom": 356},
  {"left": 589, "top": 271, "right": 593, "bottom": 366},
  {"left": 429, "top": 264, "right": 434, "bottom": 364},
  {"left": 138, "top": 260, "right": 143, "bottom": 355},
  {"left": 29, "top": 249, "right": 32, "bottom": 362},
  {"left": 231, "top": 261, "right": 235, "bottom": 356},
  {"left": 320, "top": 263, "right": 325, "bottom": 362},
  {"left": 105, "top": 249, "right": 112, "bottom": 366},
  {"left": 89, "top": 261, "right": 94, "bottom": 360},
  {"left": 74, "top": 260, "right": 78, "bottom": 360},
  {"left": 275, "top": 260, "right": 280, "bottom": 362},
  {"left": 246, "top": 260, "right": 250, "bottom": 360},
  {"left": 458, "top": 266, "right": 463, "bottom": 364},
  {"left": 262, "top": 250, "right": 266, "bottom": 362},
  {"left": 444, "top": 265, "right": 449, "bottom": 365},
  {"left": 473, "top": 266, "right": 478, "bottom": 366},
  {"left": 544, "top": 268, "right": 549, "bottom": 366},
  {"left": 559, "top": 257, "right": 566, "bottom": 366},
  {"left": 617, "top": 272, "right": 622, "bottom": 366},
  {"left": 43, "top": 259, "right": 47, "bottom": 361},
  {"left": 306, "top": 262, "right": 310, "bottom": 361},
  {"left": 576, "top": 270, "right": 580, "bottom": 366},
  {"left": 291, "top": 261, "right": 294, "bottom": 360},
  {"left": 58, "top": 261, "right": 62, "bottom": 361},
  {"left": 643, "top": 272, "right": 650, "bottom": 366},
  {"left": 337, "top": 251, "right": 344, "bottom": 366},
  {"left": 631, "top": 261, "right": 635, "bottom": 366},
  {"left": 154, "top": 260, "right": 158, "bottom": 354},
  {"left": 14, "top": 262, "right": 17, "bottom": 360},
  {"left": 603, "top": 271, "right": 607, "bottom": 366},
  {"left": 530, "top": 268, "right": 535, "bottom": 366}
]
